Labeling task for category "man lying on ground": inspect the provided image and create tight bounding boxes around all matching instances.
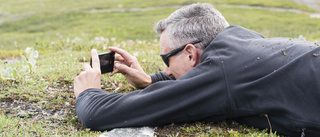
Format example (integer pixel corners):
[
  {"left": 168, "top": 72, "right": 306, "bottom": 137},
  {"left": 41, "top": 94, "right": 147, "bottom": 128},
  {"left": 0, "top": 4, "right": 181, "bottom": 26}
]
[{"left": 74, "top": 3, "right": 320, "bottom": 136}]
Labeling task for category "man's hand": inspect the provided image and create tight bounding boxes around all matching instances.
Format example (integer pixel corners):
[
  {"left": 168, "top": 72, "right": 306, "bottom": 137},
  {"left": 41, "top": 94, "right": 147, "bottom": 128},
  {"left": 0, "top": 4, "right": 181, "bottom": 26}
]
[
  {"left": 74, "top": 49, "right": 102, "bottom": 98},
  {"left": 108, "top": 47, "right": 152, "bottom": 89}
]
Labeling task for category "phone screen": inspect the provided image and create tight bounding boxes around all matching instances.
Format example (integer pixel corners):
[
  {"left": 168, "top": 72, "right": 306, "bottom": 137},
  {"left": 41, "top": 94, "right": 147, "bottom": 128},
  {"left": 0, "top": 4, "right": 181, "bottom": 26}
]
[{"left": 90, "top": 51, "right": 115, "bottom": 74}]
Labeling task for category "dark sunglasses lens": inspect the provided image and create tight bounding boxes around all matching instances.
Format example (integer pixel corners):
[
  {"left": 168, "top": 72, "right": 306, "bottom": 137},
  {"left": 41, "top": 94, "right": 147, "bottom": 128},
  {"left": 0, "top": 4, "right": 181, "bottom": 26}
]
[{"left": 160, "top": 55, "right": 169, "bottom": 67}]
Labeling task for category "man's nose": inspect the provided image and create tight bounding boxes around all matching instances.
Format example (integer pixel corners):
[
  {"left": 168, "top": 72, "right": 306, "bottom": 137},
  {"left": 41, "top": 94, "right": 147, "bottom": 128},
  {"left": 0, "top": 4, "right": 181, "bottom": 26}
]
[{"left": 165, "top": 67, "right": 172, "bottom": 77}]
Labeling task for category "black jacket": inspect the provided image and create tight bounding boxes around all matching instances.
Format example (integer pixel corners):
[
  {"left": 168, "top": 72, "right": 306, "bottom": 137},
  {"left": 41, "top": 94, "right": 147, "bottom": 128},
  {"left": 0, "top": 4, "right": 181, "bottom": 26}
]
[{"left": 75, "top": 25, "right": 320, "bottom": 136}]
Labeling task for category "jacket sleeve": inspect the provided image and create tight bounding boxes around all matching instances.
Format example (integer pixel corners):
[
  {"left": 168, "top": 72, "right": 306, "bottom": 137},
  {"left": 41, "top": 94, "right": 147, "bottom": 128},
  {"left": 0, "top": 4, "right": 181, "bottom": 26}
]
[
  {"left": 149, "top": 71, "right": 175, "bottom": 83},
  {"left": 75, "top": 57, "right": 230, "bottom": 131}
]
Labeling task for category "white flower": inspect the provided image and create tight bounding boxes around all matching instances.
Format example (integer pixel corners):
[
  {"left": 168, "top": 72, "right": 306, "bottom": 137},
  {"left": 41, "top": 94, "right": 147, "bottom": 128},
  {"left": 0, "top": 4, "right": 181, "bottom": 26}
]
[
  {"left": 25, "top": 47, "right": 32, "bottom": 55},
  {"left": 65, "top": 102, "right": 70, "bottom": 106},
  {"left": 120, "top": 41, "right": 127, "bottom": 48},
  {"left": 298, "top": 35, "right": 306, "bottom": 40},
  {"left": 142, "top": 59, "right": 147, "bottom": 63},
  {"left": 72, "top": 37, "right": 83, "bottom": 43},
  {"left": 95, "top": 37, "right": 100, "bottom": 41},
  {"left": 133, "top": 52, "right": 139, "bottom": 57},
  {"left": 127, "top": 40, "right": 134, "bottom": 46}
]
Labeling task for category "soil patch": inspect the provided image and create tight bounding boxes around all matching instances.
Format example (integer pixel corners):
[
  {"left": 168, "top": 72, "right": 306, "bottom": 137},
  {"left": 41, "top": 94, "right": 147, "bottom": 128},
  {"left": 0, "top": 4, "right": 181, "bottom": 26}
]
[{"left": 0, "top": 80, "right": 84, "bottom": 131}]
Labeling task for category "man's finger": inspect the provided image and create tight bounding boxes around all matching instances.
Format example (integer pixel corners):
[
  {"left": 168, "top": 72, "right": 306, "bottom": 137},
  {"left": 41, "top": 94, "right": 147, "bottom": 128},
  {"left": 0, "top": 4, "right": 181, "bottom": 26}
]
[
  {"left": 109, "top": 47, "right": 134, "bottom": 63},
  {"left": 109, "top": 61, "right": 129, "bottom": 77},
  {"left": 113, "top": 62, "right": 133, "bottom": 75},
  {"left": 109, "top": 69, "right": 119, "bottom": 77},
  {"left": 115, "top": 54, "right": 125, "bottom": 62},
  {"left": 91, "top": 49, "right": 100, "bottom": 71}
]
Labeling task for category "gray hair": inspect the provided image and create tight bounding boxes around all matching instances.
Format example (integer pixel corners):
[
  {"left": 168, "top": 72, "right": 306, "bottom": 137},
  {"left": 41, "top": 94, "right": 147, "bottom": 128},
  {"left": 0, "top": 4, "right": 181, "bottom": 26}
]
[{"left": 154, "top": 3, "right": 229, "bottom": 50}]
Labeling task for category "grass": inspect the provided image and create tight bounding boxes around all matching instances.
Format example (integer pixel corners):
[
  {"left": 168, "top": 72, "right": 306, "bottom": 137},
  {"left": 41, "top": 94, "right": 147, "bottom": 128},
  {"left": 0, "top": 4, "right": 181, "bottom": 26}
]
[
  {"left": 0, "top": 0, "right": 319, "bottom": 136},
  {"left": 212, "top": 0, "right": 318, "bottom": 12},
  {"left": 1, "top": 0, "right": 319, "bottom": 52},
  {"left": 218, "top": 5, "right": 320, "bottom": 39},
  {"left": 0, "top": 114, "right": 102, "bottom": 136},
  {"left": 155, "top": 121, "right": 280, "bottom": 137}
]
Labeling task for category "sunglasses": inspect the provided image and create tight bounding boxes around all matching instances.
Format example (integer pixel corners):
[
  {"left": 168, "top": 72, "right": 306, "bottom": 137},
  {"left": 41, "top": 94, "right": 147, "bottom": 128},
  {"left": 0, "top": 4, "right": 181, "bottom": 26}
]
[{"left": 160, "top": 40, "right": 202, "bottom": 67}]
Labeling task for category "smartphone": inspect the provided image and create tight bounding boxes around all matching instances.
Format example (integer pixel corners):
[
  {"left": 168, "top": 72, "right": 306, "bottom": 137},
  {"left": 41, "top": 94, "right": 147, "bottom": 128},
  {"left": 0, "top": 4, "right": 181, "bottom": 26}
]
[{"left": 90, "top": 51, "right": 115, "bottom": 74}]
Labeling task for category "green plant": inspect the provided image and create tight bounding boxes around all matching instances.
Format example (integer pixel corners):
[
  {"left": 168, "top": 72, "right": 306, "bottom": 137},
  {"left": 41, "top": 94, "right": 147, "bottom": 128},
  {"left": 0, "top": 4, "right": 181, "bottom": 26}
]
[
  {"left": 0, "top": 48, "right": 38, "bottom": 81},
  {"left": 168, "top": 132, "right": 179, "bottom": 137}
]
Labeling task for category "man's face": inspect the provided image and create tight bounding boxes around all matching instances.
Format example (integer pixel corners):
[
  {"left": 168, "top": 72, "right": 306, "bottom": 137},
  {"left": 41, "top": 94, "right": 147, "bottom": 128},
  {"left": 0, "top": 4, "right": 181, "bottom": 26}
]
[{"left": 160, "top": 30, "right": 193, "bottom": 78}]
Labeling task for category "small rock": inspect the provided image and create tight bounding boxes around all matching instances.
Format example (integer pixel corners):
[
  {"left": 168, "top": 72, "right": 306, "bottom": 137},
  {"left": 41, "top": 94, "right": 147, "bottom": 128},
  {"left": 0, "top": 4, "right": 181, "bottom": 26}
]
[
  {"left": 18, "top": 110, "right": 29, "bottom": 118},
  {"left": 65, "top": 102, "right": 70, "bottom": 106}
]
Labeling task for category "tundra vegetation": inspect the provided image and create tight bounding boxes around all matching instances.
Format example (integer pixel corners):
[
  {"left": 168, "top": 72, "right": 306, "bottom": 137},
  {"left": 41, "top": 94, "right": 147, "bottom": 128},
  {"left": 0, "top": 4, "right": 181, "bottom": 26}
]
[{"left": 0, "top": 0, "right": 319, "bottom": 136}]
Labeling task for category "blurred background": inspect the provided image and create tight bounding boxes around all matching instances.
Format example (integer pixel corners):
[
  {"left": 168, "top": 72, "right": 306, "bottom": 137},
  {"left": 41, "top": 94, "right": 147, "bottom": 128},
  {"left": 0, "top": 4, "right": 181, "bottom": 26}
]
[{"left": 0, "top": 0, "right": 319, "bottom": 53}]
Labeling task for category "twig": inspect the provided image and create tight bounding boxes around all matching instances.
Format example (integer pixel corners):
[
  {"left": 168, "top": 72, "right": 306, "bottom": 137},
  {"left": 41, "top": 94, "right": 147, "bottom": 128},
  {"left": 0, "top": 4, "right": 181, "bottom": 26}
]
[{"left": 264, "top": 114, "right": 272, "bottom": 132}]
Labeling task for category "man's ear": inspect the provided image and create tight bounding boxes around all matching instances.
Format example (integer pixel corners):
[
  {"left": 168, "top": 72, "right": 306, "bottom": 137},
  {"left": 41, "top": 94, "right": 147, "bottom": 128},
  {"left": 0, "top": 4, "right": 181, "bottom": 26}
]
[{"left": 184, "top": 44, "right": 198, "bottom": 67}]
